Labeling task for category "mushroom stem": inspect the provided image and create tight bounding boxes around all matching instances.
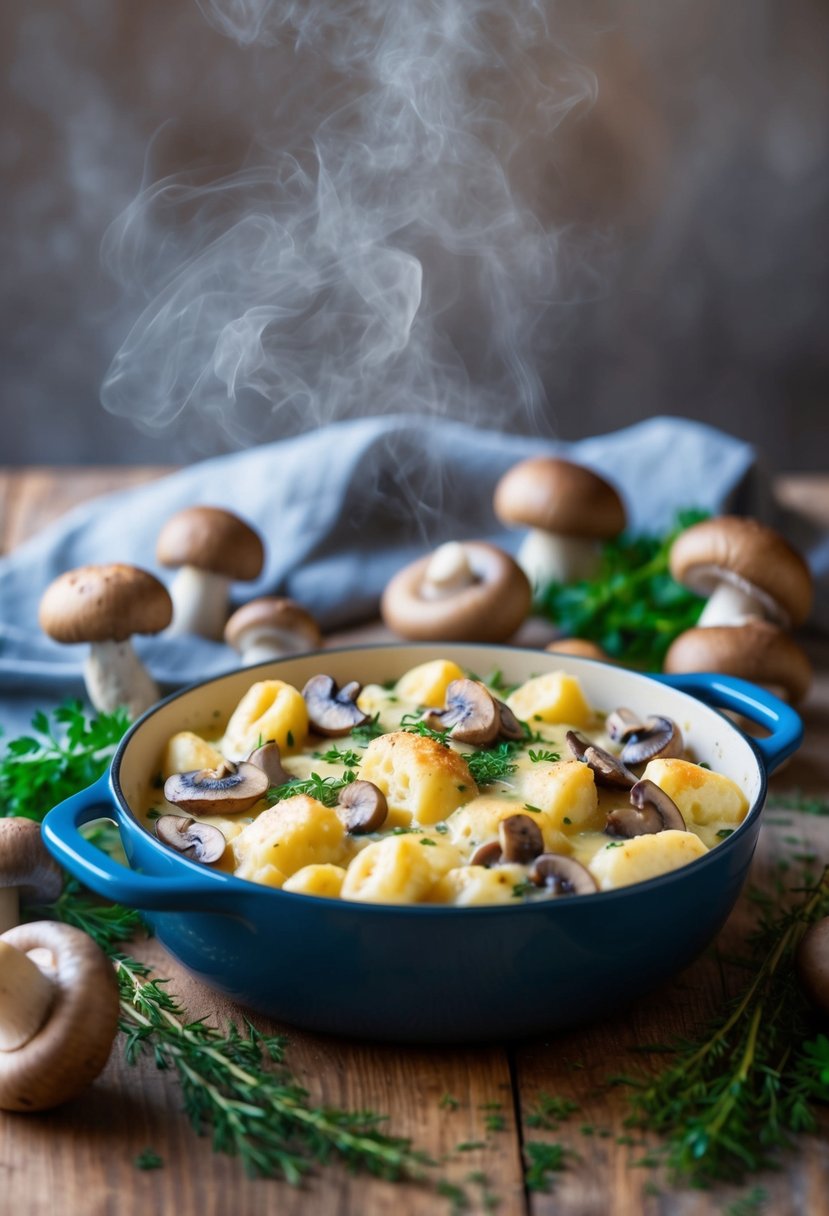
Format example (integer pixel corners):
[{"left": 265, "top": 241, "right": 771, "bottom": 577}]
[
  {"left": 698, "top": 581, "right": 766, "bottom": 628},
  {"left": 167, "top": 566, "right": 231, "bottom": 640},
  {"left": 0, "top": 942, "right": 55, "bottom": 1052},
  {"left": 239, "top": 631, "right": 310, "bottom": 666},
  {"left": 517, "top": 530, "right": 601, "bottom": 588},
  {"left": 0, "top": 889, "right": 19, "bottom": 936},
  {"left": 85, "top": 640, "right": 160, "bottom": 719},
  {"left": 421, "top": 543, "right": 477, "bottom": 599}
]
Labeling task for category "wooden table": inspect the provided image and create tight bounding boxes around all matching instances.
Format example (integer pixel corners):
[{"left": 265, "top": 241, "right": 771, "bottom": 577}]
[{"left": 1, "top": 466, "right": 829, "bottom": 1216}]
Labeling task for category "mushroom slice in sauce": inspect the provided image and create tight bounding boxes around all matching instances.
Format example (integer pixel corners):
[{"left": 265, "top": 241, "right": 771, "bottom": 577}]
[
  {"left": 565, "top": 731, "right": 636, "bottom": 788},
  {"left": 529, "top": 854, "right": 598, "bottom": 896},
  {"left": 469, "top": 840, "right": 503, "bottom": 867},
  {"left": 495, "top": 699, "right": 525, "bottom": 742},
  {"left": 498, "top": 814, "right": 545, "bottom": 864},
  {"left": 422, "top": 678, "right": 500, "bottom": 746},
  {"left": 302, "top": 674, "right": 369, "bottom": 737},
  {"left": 246, "top": 741, "right": 290, "bottom": 787},
  {"left": 619, "top": 716, "right": 683, "bottom": 766},
  {"left": 605, "top": 707, "right": 643, "bottom": 744},
  {"left": 155, "top": 815, "right": 227, "bottom": 864},
  {"left": 606, "top": 779, "right": 686, "bottom": 837},
  {"left": 163, "top": 760, "right": 267, "bottom": 814},
  {"left": 336, "top": 781, "right": 388, "bottom": 834}
]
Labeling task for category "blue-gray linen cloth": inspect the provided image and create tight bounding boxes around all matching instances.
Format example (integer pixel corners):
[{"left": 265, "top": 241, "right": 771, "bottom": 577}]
[{"left": 1, "top": 414, "right": 824, "bottom": 737}]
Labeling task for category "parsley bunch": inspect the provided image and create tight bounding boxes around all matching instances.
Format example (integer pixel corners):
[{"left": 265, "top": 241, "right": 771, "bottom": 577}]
[{"left": 534, "top": 509, "right": 708, "bottom": 669}]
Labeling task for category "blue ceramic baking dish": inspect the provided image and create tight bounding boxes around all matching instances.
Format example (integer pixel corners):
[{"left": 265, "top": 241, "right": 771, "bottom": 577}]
[{"left": 42, "top": 644, "right": 802, "bottom": 1043}]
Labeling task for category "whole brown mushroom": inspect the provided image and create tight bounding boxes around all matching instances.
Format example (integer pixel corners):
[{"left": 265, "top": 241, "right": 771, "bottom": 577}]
[
  {"left": 494, "top": 457, "right": 626, "bottom": 587},
  {"left": 545, "top": 638, "right": 614, "bottom": 663},
  {"left": 0, "top": 819, "right": 63, "bottom": 935},
  {"left": 39, "top": 564, "right": 172, "bottom": 719},
  {"left": 381, "top": 541, "right": 530, "bottom": 642},
  {"left": 157, "top": 506, "right": 265, "bottom": 640},
  {"left": 0, "top": 921, "right": 119, "bottom": 1111},
  {"left": 664, "top": 620, "right": 813, "bottom": 705},
  {"left": 225, "top": 597, "right": 322, "bottom": 666}
]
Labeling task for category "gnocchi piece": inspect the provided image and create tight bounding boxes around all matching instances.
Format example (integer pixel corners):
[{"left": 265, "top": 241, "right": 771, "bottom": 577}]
[
  {"left": 506, "top": 672, "right": 593, "bottom": 728},
  {"left": 519, "top": 760, "right": 604, "bottom": 834},
  {"left": 359, "top": 731, "right": 476, "bottom": 826},
  {"left": 432, "top": 863, "right": 529, "bottom": 906},
  {"left": 223, "top": 680, "right": 309, "bottom": 759},
  {"left": 590, "top": 830, "right": 708, "bottom": 891},
  {"left": 445, "top": 796, "right": 571, "bottom": 856},
  {"left": 162, "top": 731, "right": 224, "bottom": 780},
  {"left": 395, "top": 659, "right": 465, "bottom": 706},
  {"left": 341, "top": 833, "right": 461, "bottom": 903},
  {"left": 233, "top": 794, "right": 346, "bottom": 880},
  {"left": 283, "top": 863, "right": 347, "bottom": 898},
  {"left": 642, "top": 759, "right": 749, "bottom": 829}
]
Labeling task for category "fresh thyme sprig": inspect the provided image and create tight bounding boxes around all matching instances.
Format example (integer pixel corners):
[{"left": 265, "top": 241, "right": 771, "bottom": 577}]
[
  {"left": 267, "top": 770, "right": 357, "bottom": 807},
  {"left": 534, "top": 509, "right": 708, "bottom": 669},
  {"left": 620, "top": 867, "right": 829, "bottom": 1185}
]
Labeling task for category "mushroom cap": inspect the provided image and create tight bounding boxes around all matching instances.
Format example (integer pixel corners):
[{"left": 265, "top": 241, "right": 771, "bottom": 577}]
[
  {"left": 0, "top": 920, "right": 119, "bottom": 1111},
  {"left": 668, "top": 516, "right": 813, "bottom": 628},
  {"left": 224, "top": 597, "right": 321, "bottom": 653},
  {"left": 381, "top": 542, "right": 531, "bottom": 642},
  {"left": 493, "top": 457, "right": 626, "bottom": 539},
  {"left": 39, "top": 564, "right": 172, "bottom": 644},
  {"left": 156, "top": 507, "right": 264, "bottom": 580},
  {"left": 0, "top": 819, "right": 63, "bottom": 907},
  {"left": 663, "top": 620, "right": 813, "bottom": 704}
]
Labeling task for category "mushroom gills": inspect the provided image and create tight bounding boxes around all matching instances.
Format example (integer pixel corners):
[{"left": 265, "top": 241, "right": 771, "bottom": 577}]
[
  {"left": 606, "top": 779, "right": 686, "bottom": 837},
  {"left": 529, "top": 854, "right": 598, "bottom": 896},
  {"left": 619, "top": 716, "right": 683, "bottom": 766},
  {"left": 163, "top": 760, "right": 268, "bottom": 814},
  {"left": 302, "top": 675, "right": 369, "bottom": 736},
  {"left": 155, "top": 816, "right": 227, "bottom": 864},
  {"left": 422, "top": 678, "right": 500, "bottom": 746}
]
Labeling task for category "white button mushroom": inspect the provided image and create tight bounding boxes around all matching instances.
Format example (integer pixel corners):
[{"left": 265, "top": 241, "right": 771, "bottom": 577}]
[
  {"left": 157, "top": 506, "right": 265, "bottom": 640},
  {"left": 224, "top": 597, "right": 322, "bottom": 666},
  {"left": 0, "top": 819, "right": 63, "bottom": 935},
  {"left": 668, "top": 516, "right": 813, "bottom": 629},
  {"left": 0, "top": 921, "right": 119, "bottom": 1111},
  {"left": 381, "top": 541, "right": 531, "bottom": 642},
  {"left": 38, "top": 564, "right": 172, "bottom": 719},
  {"left": 494, "top": 457, "right": 626, "bottom": 587}
]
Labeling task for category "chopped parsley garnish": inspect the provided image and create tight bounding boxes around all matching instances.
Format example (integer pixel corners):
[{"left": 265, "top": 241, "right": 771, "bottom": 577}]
[
  {"left": 512, "top": 880, "right": 536, "bottom": 899},
  {"left": 399, "top": 713, "right": 451, "bottom": 745},
  {"left": 350, "top": 713, "right": 384, "bottom": 744},
  {"left": 716, "top": 828, "right": 734, "bottom": 839},
  {"left": 312, "top": 746, "right": 363, "bottom": 767},
  {"left": 268, "top": 771, "right": 357, "bottom": 807},
  {"left": 466, "top": 743, "right": 519, "bottom": 787},
  {"left": 419, "top": 838, "right": 437, "bottom": 847},
  {"left": 528, "top": 748, "right": 561, "bottom": 764}
]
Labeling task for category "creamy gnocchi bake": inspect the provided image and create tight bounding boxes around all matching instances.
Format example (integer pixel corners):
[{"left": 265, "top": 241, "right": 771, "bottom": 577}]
[{"left": 143, "top": 658, "right": 749, "bottom": 906}]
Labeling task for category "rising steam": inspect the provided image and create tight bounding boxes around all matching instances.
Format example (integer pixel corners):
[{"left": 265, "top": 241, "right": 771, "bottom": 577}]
[{"left": 100, "top": 0, "right": 595, "bottom": 447}]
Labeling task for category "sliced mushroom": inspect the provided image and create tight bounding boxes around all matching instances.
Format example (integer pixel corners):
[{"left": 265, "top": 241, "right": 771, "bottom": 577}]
[
  {"left": 155, "top": 816, "right": 227, "bottom": 864},
  {"left": 336, "top": 781, "right": 388, "bottom": 834},
  {"left": 498, "top": 814, "right": 545, "bottom": 864},
  {"left": 302, "top": 674, "right": 369, "bottom": 737},
  {"left": 606, "top": 779, "right": 686, "bottom": 837},
  {"left": 529, "top": 854, "right": 598, "bottom": 896},
  {"left": 469, "top": 840, "right": 503, "bottom": 867},
  {"left": 565, "top": 731, "right": 637, "bottom": 788},
  {"left": 619, "top": 716, "right": 683, "bottom": 766},
  {"left": 422, "top": 678, "right": 500, "bottom": 746},
  {"left": 605, "top": 708, "right": 643, "bottom": 744},
  {"left": 246, "top": 741, "right": 290, "bottom": 787},
  {"left": 496, "top": 699, "right": 525, "bottom": 742},
  {"left": 163, "top": 760, "right": 268, "bottom": 814}
]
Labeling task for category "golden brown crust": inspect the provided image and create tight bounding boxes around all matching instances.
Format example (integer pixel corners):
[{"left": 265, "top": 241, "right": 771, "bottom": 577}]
[
  {"left": 381, "top": 542, "right": 530, "bottom": 642},
  {"left": 361, "top": 730, "right": 476, "bottom": 786},
  {"left": 156, "top": 507, "right": 264, "bottom": 580},
  {"left": 39, "top": 564, "right": 172, "bottom": 643},
  {"left": 493, "top": 457, "right": 626, "bottom": 539},
  {"left": 663, "top": 620, "right": 813, "bottom": 703},
  {"left": 668, "top": 516, "right": 813, "bottom": 627},
  {"left": 224, "top": 597, "right": 321, "bottom": 651}
]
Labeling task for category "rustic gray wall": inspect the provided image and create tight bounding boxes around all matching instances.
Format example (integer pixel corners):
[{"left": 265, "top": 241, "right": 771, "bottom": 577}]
[{"left": 2, "top": 0, "right": 828, "bottom": 470}]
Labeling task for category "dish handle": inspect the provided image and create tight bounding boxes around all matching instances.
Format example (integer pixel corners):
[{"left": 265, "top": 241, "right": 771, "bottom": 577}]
[
  {"left": 653, "top": 672, "right": 803, "bottom": 775},
  {"left": 43, "top": 774, "right": 240, "bottom": 912}
]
